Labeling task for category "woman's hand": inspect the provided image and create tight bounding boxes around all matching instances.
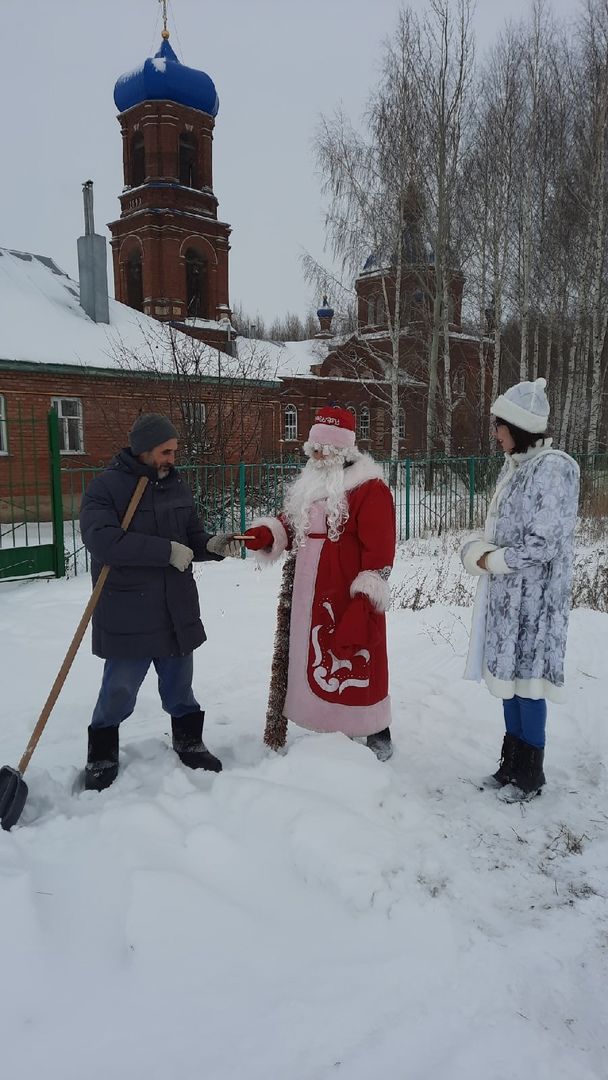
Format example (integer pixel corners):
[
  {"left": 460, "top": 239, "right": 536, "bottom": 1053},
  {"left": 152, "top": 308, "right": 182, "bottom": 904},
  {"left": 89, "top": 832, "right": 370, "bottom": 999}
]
[{"left": 477, "top": 553, "right": 489, "bottom": 571}]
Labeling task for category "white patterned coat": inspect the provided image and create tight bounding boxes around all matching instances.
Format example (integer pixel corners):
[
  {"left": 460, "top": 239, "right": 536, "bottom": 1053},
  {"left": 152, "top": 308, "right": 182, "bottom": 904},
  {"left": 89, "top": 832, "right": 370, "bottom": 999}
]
[{"left": 461, "top": 443, "right": 580, "bottom": 702}]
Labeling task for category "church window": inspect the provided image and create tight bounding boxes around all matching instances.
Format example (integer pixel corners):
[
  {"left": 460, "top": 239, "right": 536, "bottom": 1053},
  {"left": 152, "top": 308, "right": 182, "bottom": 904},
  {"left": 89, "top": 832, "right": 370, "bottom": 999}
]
[
  {"left": 131, "top": 132, "right": 145, "bottom": 187},
  {"left": 376, "top": 293, "right": 386, "bottom": 325},
  {"left": 126, "top": 251, "right": 143, "bottom": 312},
  {"left": 367, "top": 296, "right": 376, "bottom": 326},
  {"left": 179, "top": 133, "right": 198, "bottom": 187},
  {"left": 453, "top": 369, "right": 465, "bottom": 398},
  {"left": 284, "top": 405, "right": 298, "bottom": 441},
  {"left": 185, "top": 248, "right": 208, "bottom": 318},
  {"left": 398, "top": 407, "right": 406, "bottom": 439},
  {"left": 359, "top": 405, "right": 371, "bottom": 440}
]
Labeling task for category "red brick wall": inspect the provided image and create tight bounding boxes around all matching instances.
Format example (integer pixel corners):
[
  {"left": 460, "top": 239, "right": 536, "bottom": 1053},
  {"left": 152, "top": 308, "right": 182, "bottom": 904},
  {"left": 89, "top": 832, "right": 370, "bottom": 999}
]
[
  {"left": 109, "top": 99, "right": 231, "bottom": 325},
  {"left": 0, "top": 368, "right": 283, "bottom": 519}
]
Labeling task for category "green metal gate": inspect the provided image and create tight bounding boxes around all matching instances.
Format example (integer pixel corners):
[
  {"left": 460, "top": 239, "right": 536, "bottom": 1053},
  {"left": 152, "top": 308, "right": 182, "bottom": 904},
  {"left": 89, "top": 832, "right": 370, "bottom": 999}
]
[{"left": 0, "top": 406, "right": 65, "bottom": 581}]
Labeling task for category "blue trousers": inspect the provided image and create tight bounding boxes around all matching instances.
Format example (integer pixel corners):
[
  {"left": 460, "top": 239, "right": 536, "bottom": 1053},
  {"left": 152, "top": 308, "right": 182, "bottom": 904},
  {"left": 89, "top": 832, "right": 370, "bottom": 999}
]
[
  {"left": 503, "top": 695, "right": 547, "bottom": 749},
  {"left": 91, "top": 655, "right": 200, "bottom": 729}
]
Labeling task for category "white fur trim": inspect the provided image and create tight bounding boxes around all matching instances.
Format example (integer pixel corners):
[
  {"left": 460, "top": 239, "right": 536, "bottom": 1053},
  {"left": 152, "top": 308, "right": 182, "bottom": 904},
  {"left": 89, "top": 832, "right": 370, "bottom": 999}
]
[
  {"left": 350, "top": 570, "right": 391, "bottom": 612},
  {"left": 483, "top": 663, "right": 566, "bottom": 704},
  {"left": 249, "top": 516, "right": 288, "bottom": 564},
  {"left": 461, "top": 539, "right": 498, "bottom": 576},
  {"left": 342, "top": 454, "right": 385, "bottom": 492},
  {"left": 490, "top": 394, "right": 548, "bottom": 433},
  {"left": 484, "top": 547, "right": 514, "bottom": 574}
]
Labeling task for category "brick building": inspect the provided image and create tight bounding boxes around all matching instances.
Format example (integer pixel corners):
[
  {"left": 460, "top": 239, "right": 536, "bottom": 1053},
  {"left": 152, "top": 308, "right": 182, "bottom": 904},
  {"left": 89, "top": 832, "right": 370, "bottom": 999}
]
[
  {"left": 0, "top": 25, "right": 490, "bottom": 533},
  {"left": 109, "top": 31, "right": 232, "bottom": 351}
]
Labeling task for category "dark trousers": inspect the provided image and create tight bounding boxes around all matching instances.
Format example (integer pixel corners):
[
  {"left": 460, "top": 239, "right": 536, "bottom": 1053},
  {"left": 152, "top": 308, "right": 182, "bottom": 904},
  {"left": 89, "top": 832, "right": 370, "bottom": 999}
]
[
  {"left": 91, "top": 655, "right": 200, "bottom": 729},
  {"left": 503, "top": 695, "right": 547, "bottom": 749}
]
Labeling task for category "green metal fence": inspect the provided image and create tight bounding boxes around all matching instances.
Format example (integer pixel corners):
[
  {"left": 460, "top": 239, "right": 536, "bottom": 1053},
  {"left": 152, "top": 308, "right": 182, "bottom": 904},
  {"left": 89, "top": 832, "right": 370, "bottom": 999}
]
[
  {"left": 2, "top": 421, "right": 606, "bottom": 581},
  {"left": 0, "top": 406, "right": 64, "bottom": 580},
  {"left": 60, "top": 452, "right": 608, "bottom": 576}
]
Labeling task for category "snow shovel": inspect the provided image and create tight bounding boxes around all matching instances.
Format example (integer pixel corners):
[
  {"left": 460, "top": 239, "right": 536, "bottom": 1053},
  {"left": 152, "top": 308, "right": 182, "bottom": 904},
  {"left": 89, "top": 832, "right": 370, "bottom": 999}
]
[{"left": 0, "top": 476, "right": 149, "bottom": 831}]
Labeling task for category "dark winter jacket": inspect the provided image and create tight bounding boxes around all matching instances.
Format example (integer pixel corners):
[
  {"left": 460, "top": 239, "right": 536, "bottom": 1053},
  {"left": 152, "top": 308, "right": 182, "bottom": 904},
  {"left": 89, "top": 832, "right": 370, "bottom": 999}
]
[{"left": 79, "top": 449, "right": 222, "bottom": 660}]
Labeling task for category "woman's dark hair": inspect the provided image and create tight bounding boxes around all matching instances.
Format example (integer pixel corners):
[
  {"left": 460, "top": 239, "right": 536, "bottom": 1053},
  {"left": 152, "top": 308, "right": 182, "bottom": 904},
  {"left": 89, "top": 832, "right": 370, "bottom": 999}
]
[{"left": 493, "top": 417, "right": 547, "bottom": 454}]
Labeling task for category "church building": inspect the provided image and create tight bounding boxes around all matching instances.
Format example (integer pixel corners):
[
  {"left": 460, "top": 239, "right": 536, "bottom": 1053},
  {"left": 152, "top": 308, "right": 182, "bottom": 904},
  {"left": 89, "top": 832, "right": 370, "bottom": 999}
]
[{"left": 109, "top": 26, "right": 233, "bottom": 350}]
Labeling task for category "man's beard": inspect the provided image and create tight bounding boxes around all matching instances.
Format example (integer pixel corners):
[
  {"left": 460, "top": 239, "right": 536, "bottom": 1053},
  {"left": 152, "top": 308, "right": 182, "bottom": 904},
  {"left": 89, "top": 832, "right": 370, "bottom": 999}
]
[{"left": 284, "top": 455, "right": 351, "bottom": 544}]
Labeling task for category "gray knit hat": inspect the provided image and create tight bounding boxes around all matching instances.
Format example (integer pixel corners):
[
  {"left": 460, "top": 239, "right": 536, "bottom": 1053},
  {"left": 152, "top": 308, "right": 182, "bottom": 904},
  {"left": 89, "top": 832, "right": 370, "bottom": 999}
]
[{"left": 128, "top": 413, "right": 178, "bottom": 455}]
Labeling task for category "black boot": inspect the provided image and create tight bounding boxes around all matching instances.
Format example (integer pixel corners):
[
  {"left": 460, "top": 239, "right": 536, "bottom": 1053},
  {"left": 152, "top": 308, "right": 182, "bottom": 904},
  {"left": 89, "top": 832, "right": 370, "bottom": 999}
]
[
  {"left": 171, "top": 711, "right": 222, "bottom": 773},
  {"left": 513, "top": 742, "right": 546, "bottom": 796},
  {"left": 84, "top": 724, "right": 119, "bottom": 792},
  {"left": 366, "top": 727, "right": 393, "bottom": 762},
  {"left": 492, "top": 733, "right": 521, "bottom": 787}
]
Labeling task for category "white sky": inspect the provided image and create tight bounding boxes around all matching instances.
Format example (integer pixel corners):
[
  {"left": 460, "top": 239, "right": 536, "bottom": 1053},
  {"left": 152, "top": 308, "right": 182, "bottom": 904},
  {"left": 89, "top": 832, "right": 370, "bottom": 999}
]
[{"left": 2, "top": 0, "right": 579, "bottom": 325}]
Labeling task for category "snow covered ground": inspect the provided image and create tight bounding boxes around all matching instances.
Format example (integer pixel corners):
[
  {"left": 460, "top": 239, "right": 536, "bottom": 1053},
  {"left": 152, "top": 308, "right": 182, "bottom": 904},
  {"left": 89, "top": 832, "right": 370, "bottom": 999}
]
[{"left": 0, "top": 548, "right": 607, "bottom": 1080}]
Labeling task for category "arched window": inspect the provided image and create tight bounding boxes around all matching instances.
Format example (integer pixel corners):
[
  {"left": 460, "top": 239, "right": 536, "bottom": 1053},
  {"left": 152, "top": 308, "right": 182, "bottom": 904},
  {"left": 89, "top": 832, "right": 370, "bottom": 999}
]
[
  {"left": 346, "top": 404, "right": 357, "bottom": 427},
  {"left": 453, "top": 369, "right": 465, "bottom": 399},
  {"left": 185, "top": 248, "right": 208, "bottom": 318},
  {"left": 398, "top": 407, "right": 406, "bottom": 439},
  {"left": 131, "top": 132, "right": 145, "bottom": 187},
  {"left": 367, "top": 296, "right": 376, "bottom": 326},
  {"left": 284, "top": 404, "right": 298, "bottom": 441},
  {"left": 126, "top": 251, "right": 143, "bottom": 311},
  {"left": 179, "top": 133, "right": 198, "bottom": 187},
  {"left": 376, "top": 294, "right": 385, "bottom": 325},
  {"left": 358, "top": 405, "right": 371, "bottom": 441}
]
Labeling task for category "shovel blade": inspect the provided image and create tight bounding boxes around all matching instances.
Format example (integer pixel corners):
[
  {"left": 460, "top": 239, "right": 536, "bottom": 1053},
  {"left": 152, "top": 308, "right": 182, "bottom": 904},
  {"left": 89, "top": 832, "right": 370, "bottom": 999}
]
[{"left": 0, "top": 766, "right": 28, "bottom": 831}]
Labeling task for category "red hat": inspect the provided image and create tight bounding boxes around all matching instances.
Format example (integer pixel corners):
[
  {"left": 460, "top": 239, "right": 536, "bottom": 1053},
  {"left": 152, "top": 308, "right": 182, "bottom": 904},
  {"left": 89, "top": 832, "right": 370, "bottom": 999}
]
[{"left": 307, "top": 406, "right": 356, "bottom": 448}]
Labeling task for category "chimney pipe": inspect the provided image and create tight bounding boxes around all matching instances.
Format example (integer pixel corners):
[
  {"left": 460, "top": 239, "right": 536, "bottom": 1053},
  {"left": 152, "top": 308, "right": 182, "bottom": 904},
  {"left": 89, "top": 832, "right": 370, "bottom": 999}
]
[{"left": 77, "top": 180, "right": 110, "bottom": 324}]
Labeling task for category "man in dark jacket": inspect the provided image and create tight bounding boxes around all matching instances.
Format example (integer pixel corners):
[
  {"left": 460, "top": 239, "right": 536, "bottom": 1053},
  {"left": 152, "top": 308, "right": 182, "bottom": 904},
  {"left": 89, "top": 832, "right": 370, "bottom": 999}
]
[{"left": 79, "top": 413, "right": 240, "bottom": 792}]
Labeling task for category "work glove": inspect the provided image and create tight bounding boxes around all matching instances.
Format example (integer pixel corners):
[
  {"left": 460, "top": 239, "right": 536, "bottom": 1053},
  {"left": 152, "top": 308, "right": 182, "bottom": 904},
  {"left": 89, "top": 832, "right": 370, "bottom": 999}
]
[
  {"left": 332, "top": 594, "right": 379, "bottom": 657},
  {"left": 206, "top": 534, "right": 242, "bottom": 558},
  {"left": 243, "top": 525, "right": 274, "bottom": 551},
  {"left": 169, "top": 541, "right": 194, "bottom": 572}
]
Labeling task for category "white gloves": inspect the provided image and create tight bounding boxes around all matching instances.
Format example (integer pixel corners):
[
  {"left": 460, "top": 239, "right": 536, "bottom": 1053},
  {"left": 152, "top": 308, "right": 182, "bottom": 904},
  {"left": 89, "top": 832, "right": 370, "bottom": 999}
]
[
  {"left": 460, "top": 537, "right": 498, "bottom": 576},
  {"left": 169, "top": 541, "right": 194, "bottom": 572},
  {"left": 206, "top": 533, "right": 242, "bottom": 558}
]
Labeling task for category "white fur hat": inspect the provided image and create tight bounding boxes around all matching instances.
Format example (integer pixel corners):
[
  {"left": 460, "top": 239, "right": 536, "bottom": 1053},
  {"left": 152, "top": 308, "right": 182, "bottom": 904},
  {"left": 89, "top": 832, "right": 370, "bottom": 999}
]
[{"left": 490, "top": 377, "right": 550, "bottom": 434}]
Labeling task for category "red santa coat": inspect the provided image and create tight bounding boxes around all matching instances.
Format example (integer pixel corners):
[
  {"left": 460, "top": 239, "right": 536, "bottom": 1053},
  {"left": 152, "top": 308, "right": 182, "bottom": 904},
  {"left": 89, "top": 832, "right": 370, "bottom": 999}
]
[{"left": 254, "top": 455, "right": 396, "bottom": 736}]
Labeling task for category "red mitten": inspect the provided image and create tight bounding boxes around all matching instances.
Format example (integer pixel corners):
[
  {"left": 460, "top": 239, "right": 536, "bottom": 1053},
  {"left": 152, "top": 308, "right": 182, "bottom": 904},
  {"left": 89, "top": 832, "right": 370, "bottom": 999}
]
[
  {"left": 244, "top": 525, "right": 274, "bottom": 551},
  {"left": 332, "top": 595, "right": 373, "bottom": 656}
]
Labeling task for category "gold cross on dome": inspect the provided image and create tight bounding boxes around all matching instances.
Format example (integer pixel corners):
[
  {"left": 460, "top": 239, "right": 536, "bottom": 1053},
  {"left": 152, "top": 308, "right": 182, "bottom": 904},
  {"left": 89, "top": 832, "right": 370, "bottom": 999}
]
[{"left": 159, "top": 0, "right": 169, "bottom": 39}]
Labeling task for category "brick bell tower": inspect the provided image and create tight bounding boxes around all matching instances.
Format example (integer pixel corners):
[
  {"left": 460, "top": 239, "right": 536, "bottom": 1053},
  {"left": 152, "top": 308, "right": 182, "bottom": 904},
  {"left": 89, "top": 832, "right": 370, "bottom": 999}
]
[{"left": 109, "top": 16, "right": 232, "bottom": 349}]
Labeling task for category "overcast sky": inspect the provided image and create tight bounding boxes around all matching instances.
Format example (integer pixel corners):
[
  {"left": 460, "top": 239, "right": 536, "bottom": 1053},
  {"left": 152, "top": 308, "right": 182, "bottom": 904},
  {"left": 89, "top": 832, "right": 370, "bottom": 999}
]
[{"left": 2, "top": 0, "right": 579, "bottom": 326}]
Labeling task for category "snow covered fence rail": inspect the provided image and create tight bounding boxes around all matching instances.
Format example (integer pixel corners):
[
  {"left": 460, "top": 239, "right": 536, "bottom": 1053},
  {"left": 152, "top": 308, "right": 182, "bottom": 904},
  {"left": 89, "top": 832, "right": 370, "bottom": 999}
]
[{"left": 391, "top": 526, "right": 608, "bottom": 614}]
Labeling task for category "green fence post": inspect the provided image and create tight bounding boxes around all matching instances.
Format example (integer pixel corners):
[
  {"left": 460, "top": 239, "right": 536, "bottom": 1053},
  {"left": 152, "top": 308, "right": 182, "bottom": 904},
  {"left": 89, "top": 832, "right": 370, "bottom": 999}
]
[
  {"left": 239, "top": 461, "right": 247, "bottom": 560},
  {"left": 48, "top": 408, "right": 65, "bottom": 578},
  {"left": 405, "top": 458, "right": 411, "bottom": 541},
  {"left": 468, "top": 457, "right": 475, "bottom": 530}
]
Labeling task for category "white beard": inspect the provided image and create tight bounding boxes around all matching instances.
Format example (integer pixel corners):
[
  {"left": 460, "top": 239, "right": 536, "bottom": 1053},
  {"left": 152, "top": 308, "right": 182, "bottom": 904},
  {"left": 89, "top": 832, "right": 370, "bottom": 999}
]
[{"left": 284, "top": 454, "right": 352, "bottom": 544}]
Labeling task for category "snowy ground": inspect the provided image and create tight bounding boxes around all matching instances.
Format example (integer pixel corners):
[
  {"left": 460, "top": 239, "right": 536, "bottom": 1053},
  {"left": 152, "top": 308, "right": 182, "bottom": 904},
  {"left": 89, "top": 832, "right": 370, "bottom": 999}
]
[{"left": 0, "top": 547, "right": 607, "bottom": 1080}]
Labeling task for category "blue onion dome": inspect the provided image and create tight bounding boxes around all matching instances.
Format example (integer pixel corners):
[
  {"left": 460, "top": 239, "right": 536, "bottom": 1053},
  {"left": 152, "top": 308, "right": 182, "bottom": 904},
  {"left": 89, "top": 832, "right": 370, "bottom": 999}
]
[
  {"left": 114, "top": 37, "right": 219, "bottom": 117},
  {"left": 317, "top": 295, "right": 334, "bottom": 318}
]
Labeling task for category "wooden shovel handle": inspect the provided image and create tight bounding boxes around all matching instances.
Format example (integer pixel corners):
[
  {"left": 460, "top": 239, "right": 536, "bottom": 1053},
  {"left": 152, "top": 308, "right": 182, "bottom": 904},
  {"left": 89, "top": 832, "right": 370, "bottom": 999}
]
[{"left": 18, "top": 476, "right": 149, "bottom": 775}]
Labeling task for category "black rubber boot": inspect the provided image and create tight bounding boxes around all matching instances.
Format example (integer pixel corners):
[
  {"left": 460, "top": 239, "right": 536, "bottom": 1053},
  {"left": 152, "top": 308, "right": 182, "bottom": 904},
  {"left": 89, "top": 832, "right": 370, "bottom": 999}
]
[
  {"left": 84, "top": 724, "right": 119, "bottom": 792},
  {"left": 513, "top": 742, "right": 546, "bottom": 796},
  {"left": 171, "top": 711, "right": 222, "bottom": 773},
  {"left": 492, "top": 733, "right": 522, "bottom": 787},
  {"left": 366, "top": 727, "right": 393, "bottom": 762}
]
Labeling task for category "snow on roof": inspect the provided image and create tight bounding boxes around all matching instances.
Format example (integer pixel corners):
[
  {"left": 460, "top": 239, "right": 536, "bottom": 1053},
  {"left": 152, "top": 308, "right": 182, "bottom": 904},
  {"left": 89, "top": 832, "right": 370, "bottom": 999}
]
[
  {"left": 235, "top": 336, "right": 330, "bottom": 379},
  {"left": 0, "top": 247, "right": 187, "bottom": 371},
  {"left": 0, "top": 247, "right": 333, "bottom": 382}
]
